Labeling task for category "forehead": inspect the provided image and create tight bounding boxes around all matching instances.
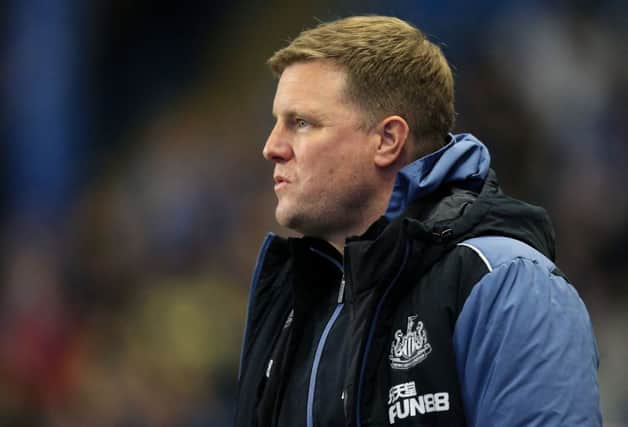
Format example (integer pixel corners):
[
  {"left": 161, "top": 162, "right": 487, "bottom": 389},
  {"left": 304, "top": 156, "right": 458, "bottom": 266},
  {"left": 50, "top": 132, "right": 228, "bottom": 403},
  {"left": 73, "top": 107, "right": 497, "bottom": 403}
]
[{"left": 272, "top": 60, "right": 353, "bottom": 117}]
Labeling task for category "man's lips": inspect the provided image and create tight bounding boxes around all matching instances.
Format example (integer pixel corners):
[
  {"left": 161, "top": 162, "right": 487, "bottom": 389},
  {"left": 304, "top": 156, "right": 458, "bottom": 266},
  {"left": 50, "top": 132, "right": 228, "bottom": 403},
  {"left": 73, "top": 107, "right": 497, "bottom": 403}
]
[{"left": 273, "top": 175, "right": 290, "bottom": 190}]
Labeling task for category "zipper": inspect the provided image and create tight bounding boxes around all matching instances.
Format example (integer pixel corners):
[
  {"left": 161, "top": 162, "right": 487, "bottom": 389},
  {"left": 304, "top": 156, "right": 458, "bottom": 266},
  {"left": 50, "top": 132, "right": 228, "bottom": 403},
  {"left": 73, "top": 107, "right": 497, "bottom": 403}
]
[
  {"left": 355, "top": 242, "right": 411, "bottom": 426},
  {"left": 338, "top": 277, "right": 346, "bottom": 303},
  {"left": 307, "top": 302, "right": 344, "bottom": 427},
  {"left": 238, "top": 233, "right": 275, "bottom": 381},
  {"left": 307, "top": 246, "right": 344, "bottom": 427}
]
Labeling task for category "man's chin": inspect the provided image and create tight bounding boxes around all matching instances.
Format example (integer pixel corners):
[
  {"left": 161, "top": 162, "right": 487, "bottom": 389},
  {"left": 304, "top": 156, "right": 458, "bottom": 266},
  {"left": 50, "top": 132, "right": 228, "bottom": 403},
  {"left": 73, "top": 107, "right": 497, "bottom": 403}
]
[
  {"left": 275, "top": 208, "right": 297, "bottom": 229},
  {"left": 275, "top": 208, "right": 309, "bottom": 234}
]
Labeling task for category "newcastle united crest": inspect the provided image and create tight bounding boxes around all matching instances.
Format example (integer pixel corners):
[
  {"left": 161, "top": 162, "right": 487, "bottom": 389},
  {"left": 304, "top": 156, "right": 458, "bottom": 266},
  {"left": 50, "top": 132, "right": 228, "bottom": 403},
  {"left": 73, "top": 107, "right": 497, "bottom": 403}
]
[{"left": 389, "top": 315, "right": 432, "bottom": 369}]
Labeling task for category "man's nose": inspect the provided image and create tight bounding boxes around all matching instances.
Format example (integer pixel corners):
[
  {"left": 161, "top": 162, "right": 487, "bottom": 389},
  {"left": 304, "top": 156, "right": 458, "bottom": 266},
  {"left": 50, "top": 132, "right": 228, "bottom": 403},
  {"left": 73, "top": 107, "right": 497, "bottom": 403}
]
[{"left": 263, "top": 124, "right": 292, "bottom": 162}]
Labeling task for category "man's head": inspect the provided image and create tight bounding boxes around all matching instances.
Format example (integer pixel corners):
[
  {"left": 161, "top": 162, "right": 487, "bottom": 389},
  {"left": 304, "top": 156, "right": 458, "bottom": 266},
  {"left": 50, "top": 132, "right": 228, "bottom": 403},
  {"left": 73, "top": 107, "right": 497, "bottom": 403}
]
[
  {"left": 267, "top": 15, "right": 455, "bottom": 155},
  {"left": 263, "top": 16, "right": 455, "bottom": 247}
]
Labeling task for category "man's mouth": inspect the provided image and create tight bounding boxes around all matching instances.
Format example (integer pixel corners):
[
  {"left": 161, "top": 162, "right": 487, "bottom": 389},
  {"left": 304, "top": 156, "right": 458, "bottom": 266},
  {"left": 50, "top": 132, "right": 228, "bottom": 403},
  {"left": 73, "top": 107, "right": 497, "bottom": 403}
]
[{"left": 273, "top": 175, "right": 290, "bottom": 190}]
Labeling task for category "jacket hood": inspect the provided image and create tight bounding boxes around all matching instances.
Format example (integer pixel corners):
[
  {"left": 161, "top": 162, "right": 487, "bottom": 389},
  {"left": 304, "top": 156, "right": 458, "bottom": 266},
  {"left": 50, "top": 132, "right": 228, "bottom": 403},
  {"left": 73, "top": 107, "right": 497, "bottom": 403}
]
[
  {"left": 385, "top": 133, "right": 491, "bottom": 220},
  {"left": 380, "top": 133, "right": 555, "bottom": 261}
]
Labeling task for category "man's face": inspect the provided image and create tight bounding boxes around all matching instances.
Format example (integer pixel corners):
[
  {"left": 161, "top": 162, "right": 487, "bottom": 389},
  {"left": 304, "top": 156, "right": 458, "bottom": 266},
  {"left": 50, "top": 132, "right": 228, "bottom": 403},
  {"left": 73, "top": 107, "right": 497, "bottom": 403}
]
[{"left": 263, "top": 60, "right": 379, "bottom": 240}]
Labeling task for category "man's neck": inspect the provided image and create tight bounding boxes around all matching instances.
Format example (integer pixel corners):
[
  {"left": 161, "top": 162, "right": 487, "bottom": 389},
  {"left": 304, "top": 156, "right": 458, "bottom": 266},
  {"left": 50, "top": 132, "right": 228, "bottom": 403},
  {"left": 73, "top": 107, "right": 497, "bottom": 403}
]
[
  {"left": 326, "top": 194, "right": 393, "bottom": 254},
  {"left": 328, "top": 239, "right": 345, "bottom": 255},
  {"left": 322, "top": 172, "right": 399, "bottom": 254}
]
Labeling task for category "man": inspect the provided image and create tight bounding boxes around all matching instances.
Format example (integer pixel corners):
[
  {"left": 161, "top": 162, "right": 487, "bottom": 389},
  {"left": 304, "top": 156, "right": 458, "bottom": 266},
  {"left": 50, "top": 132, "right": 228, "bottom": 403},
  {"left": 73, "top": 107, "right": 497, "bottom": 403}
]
[{"left": 236, "top": 16, "right": 601, "bottom": 427}]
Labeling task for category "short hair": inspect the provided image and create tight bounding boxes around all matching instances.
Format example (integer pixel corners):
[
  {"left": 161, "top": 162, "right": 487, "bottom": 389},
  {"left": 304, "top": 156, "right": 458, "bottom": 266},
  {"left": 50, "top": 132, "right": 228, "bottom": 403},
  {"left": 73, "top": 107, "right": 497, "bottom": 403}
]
[{"left": 267, "top": 15, "right": 455, "bottom": 158}]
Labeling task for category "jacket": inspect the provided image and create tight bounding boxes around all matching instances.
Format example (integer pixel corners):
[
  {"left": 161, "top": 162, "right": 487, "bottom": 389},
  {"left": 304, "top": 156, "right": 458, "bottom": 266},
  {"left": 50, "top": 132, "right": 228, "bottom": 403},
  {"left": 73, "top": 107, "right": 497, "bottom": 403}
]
[{"left": 235, "top": 134, "right": 601, "bottom": 426}]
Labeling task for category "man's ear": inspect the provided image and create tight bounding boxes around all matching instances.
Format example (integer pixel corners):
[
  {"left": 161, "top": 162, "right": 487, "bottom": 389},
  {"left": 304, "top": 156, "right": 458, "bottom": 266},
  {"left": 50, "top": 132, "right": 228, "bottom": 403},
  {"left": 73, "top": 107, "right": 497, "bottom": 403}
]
[{"left": 373, "top": 115, "right": 410, "bottom": 168}]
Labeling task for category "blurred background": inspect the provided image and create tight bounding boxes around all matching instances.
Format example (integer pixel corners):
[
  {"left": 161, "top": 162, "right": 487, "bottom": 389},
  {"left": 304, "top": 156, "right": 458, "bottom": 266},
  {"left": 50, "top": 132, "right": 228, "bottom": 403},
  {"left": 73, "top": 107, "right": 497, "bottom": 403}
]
[{"left": 1, "top": 0, "right": 626, "bottom": 425}]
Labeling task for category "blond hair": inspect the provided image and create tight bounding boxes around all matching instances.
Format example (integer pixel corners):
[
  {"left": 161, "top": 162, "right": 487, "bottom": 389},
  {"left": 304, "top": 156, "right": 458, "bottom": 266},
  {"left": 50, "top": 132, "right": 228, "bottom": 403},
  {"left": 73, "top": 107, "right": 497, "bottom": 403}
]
[{"left": 268, "top": 16, "right": 455, "bottom": 158}]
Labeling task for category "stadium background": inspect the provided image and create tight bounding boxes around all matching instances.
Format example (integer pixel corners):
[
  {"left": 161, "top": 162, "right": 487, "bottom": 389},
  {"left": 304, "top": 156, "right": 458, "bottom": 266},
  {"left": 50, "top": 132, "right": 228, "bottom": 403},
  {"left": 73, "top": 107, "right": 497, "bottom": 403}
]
[{"left": 1, "top": 0, "right": 627, "bottom": 425}]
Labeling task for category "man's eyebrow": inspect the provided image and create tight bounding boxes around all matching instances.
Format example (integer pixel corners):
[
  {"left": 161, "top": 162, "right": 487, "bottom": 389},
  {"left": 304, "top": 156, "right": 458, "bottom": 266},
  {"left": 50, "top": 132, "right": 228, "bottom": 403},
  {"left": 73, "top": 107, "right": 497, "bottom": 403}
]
[
  {"left": 272, "top": 109, "right": 298, "bottom": 119},
  {"left": 272, "top": 109, "right": 326, "bottom": 121}
]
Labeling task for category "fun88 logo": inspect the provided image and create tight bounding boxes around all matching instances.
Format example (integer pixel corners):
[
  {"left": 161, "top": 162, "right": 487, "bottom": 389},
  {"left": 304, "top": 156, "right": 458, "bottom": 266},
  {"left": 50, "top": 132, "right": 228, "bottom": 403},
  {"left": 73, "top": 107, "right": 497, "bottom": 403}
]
[{"left": 387, "top": 382, "right": 450, "bottom": 424}]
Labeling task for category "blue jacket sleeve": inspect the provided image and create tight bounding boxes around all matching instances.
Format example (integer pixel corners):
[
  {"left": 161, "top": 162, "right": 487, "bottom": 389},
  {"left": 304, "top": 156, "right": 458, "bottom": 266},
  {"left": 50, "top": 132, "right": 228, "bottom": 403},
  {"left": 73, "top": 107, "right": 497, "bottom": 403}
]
[{"left": 452, "top": 256, "right": 601, "bottom": 426}]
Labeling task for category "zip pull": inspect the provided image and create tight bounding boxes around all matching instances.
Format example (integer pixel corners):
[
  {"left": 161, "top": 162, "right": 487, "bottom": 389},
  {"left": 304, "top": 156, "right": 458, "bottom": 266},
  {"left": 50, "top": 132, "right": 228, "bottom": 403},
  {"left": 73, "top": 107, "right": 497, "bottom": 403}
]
[
  {"left": 337, "top": 276, "right": 346, "bottom": 304},
  {"left": 265, "top": 358, "right": 274, "bottom": 378}
]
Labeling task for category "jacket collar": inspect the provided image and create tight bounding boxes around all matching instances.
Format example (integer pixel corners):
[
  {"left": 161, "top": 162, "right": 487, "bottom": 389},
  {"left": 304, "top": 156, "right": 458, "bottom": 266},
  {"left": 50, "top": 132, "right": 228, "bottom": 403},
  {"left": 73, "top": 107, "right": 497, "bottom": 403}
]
[{"left": 385, "top": 133, "right": 490, "bottom": 219}]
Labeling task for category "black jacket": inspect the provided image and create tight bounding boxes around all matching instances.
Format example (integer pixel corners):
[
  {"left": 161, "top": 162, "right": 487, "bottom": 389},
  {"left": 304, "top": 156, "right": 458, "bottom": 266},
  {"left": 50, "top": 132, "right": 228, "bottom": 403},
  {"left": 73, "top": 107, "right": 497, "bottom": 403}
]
[{"left": 235, "top": 135, "right": 600, "bottom": 427}]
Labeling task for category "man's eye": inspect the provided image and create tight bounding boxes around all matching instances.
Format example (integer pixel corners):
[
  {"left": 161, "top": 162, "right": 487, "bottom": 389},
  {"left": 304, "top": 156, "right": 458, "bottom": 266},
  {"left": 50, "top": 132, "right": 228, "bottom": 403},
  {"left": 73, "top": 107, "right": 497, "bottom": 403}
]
[{"left": 295, "top": 118, "right": 309, "bottom": 129}]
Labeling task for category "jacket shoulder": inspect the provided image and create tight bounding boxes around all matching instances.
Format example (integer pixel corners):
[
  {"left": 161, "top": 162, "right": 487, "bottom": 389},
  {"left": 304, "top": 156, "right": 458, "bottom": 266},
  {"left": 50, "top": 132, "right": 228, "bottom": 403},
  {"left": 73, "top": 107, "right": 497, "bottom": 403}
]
[
  {"left": 457, "top": 235, "right": 555, "bottom": 273},
  {"left": 452, "top": 236, "right": 601, "bottom": 426}
]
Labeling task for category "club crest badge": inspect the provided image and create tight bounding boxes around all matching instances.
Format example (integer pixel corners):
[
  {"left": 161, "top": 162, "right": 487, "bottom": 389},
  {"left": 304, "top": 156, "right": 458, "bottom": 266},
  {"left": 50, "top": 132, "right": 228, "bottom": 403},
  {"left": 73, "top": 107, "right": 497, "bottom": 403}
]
[{"left": 389, "top": 315, "right": 431, "bottom": 369}]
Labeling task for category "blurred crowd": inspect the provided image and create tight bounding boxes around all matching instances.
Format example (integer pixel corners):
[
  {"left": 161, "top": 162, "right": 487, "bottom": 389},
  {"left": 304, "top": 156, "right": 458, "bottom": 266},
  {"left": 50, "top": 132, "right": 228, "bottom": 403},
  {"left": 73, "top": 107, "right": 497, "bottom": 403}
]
[{"left": 1, "top": 0, "right": 626, "bottom": 426}]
